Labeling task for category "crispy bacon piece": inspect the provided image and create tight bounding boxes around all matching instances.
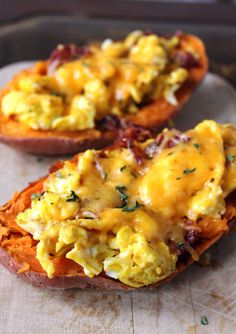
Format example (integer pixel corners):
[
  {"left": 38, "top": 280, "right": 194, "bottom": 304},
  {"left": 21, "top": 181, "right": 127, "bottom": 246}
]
[
  {"left": 166, "top": 132, "right": 190, "bottom": 148},
  {"left": 120, "top": 137, "right": 145, "bottom": 165},
  {"left": 168, "top": 232, "right": 200, "bottom": 256},
  {"left": 144, "top": 130, "right": 190, "bottom": 159},
  {"left": 48, "top": 44, "right": 91, "bottom": 73},
  {"left": 96, "top": 115, "right": 122, "bottom": 132},
  {"left": 172, "top": 50, "right": 200, "bottom": 69}
]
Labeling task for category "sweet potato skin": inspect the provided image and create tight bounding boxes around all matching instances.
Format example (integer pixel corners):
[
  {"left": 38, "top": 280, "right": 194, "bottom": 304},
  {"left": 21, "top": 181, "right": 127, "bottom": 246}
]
[
  {"left": 0, "top": 120, "right": 115, "bottom": 155},
  {"left": 0, "top": 227, "right": 225, "bottom": 290},
  {"left": 0, "top": 171, "right": 232, "bottom": 290},
  {"left": 0, "top": 34, "right": 208, "bottom": 155}
]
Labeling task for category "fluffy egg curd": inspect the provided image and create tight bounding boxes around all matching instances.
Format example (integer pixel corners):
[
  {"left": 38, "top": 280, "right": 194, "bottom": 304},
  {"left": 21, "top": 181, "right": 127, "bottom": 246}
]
[
  {"left": 1, "top": 31, "right": 190, "bottom": 131},
  {"left": 15, "top": 120, "right": 236, "bottom": 287}
]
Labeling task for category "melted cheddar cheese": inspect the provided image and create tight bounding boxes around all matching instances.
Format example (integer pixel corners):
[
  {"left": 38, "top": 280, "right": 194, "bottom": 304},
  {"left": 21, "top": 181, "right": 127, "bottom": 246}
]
[
  {"left": 16, "top": 121, "right": 236, "bottom": 287},
  {"left": 1, "top": 31, "right": 190, "bottom": 131}
]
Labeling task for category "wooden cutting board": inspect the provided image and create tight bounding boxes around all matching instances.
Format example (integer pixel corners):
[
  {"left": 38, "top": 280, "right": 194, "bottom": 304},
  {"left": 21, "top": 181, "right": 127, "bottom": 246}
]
[{"left": 0, "top": 66, "right": 236, "bottom": 334}]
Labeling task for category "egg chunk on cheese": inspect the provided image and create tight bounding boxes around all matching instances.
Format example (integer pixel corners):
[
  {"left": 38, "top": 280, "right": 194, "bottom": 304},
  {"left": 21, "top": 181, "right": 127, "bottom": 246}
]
[
  {"left": 16, "top": 120, "right": 236, "bottom": 287},
  {"left": 1, "top": 31, "right": 191, "bottom": 131}
]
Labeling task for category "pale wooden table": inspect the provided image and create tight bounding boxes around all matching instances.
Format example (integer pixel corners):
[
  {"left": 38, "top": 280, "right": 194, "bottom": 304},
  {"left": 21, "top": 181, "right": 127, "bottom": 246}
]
[{"left": 1, "top": 66, "right": 236, "bottom": 334}]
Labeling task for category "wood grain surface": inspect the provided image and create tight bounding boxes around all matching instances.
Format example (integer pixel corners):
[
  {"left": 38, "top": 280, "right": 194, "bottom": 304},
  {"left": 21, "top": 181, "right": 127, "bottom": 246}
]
[{"left": 1, "top": 70, "right": 236, "bottom": 334}]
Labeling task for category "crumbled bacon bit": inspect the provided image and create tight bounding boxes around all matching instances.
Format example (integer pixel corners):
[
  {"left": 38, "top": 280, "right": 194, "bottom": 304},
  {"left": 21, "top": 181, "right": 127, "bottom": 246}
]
[
  {"left": 145, "top": 130, "right": 190, "bottom": 159},
  {"left": 168, "top": 240, "right": 185, "bottom": 256},
  {"left": 172, "top": 50, "right": 200, "bottom": 69},
  {"left": 166, "top": 133, "right": 190, "bottom": 148},
  {"left": 156, "top": 133, "right": 164, "bottom": 146},
  {"left": 185, "top": 228, "right": 199, "bottom": 244},
  {"left": 144, "top": 134, "right": 164, "bottom": 159},
  {"left": 120, "top": 137, "right": 145, "bottom": 165},
  {"left": 96, "top": 151, "right": 108, "bottom": 159},
  {"left": 168, "top": 222, "right": 200, "bottom": 257},
  {"left": 119, "top": 123, "right": 152, "bottom": 143},
  {"left": 117, "top": 123, "right": 152, "bottom": 164},
  {"left": 96, "top": 114, "right": 121, "bottom": 132},
  {"left": 145, "top": 141, "right": 159, "bottom": 159},
  {"left": 48, "top": 44, "right": 91, "bottom": 73}
]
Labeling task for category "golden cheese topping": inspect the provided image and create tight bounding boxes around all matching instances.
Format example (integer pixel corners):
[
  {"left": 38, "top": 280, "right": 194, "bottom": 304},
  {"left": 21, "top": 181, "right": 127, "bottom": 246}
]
[
  {"left": 1, "top": 31, "right": 190, "bottom": 131},
  {"left": 16, "top": 121, "right": 236, "bottom": 287}
]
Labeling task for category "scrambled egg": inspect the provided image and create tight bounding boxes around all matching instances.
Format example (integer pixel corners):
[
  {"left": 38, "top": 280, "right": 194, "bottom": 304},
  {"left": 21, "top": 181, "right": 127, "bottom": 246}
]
[
  {"left": 1, "top": 31, "right": 189, "bottom": 131},
  {"left": 16, "top": 121, "right": 236, "bottom": 287}
]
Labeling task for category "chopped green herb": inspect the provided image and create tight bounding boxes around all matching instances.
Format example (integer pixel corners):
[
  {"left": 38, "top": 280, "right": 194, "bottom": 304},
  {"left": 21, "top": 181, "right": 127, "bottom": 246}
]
[
  {"left": 176, "top": 177, "right": 182, "bottom": 180},
  {"left": 177, "top": 242, "right": 185, "bottom": 248},
  {"left": 31, "top": 192, "right": 44, "bottom": 201},
  {"left": 200, "top": 316, "right": 208, "bottom": 326},
  {"left": 120, "top": 165, "right": 127, "bottom": 172},
  {"left": 82, "top": 62, "right": 90, "bottom": 68},
  {"left": 183, "top": 168, "right": 196, "bottom": 175},
  {"left": 115, "top": 186, "right": 128, "bottom": 206},
  {"left": 167, "top": 152, "right": 174, "bottom": 156},
  {"left": 193, "top": 143, "right": 200, "bottom": 149},
  {"left": 28, "top": 107, "right": 35, "bottom": 113},
  {"left": 66, "top": 191, "right": 79, "bottom": 202},
  {"left": 122, "top": 201, "right": 143, "bottom": 212},
  {"left": 50, "top": 90, "right": 66, "bottom": 101},
  {"left": 56, "top": 171, "right": 64, "bottom": 178},
  {"left": 226, "top": 154, "right": 236, "bottom": 163}
]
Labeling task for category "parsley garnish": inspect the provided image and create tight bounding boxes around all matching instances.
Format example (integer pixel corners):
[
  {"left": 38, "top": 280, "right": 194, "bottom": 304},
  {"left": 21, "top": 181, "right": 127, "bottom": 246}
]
[
  {"left": 122, "top": 201, "right": 143, "bottom": 212},
  {"left": 82, "top": 62, "right": 90, "bottom": 68},
  {"left": 120, "top": 165, "right": 127, "bottom": 172},
  {"left": 115, "top": 186, "right": 143, "bottom": 212},
  {"left": 50, "top": 91, "right": 66, "bottom": 102},
  {"left": 66, "top": 191, "right": 79, "bottom": 202},
  {"left": 31, "top": 192, "right": 44, "bottom": 201},
  {"left": 193, "top": 143, "right": 200, "bottom": 149},
  {"left": 200, "top": 316, "right": 208, "bottom": 326},
  {"left": 183, "top": 168, "right": 196, "bottom": 175},
  {"left": 176, "top": 177, "right": 182, "bottom": 180},
  {"left": 227, "top": 154, "right": 236, "bottom": 163},
  {"left": 115, "top": 186, "right": 128, "bottom": 206},
  {"left": 167, "top": 152, "right": 174, "bottom": 156},
  {"left": 177, "top": 242, "right": 185, "bottom": 248}
]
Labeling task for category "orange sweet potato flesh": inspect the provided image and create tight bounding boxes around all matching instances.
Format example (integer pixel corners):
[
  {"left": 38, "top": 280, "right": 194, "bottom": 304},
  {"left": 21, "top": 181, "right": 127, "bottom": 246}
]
[
  {"left": 0, "top": 34, "right": 208, "bottom": 155},
  {"left": 0, "top": 156, "right": 234, "bottom": 290}
]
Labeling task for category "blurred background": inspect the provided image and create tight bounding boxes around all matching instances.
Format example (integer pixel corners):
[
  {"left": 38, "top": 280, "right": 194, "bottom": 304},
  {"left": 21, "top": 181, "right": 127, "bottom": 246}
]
[{"left": 0, "top": 0, "right": 235, "bottom": 85}]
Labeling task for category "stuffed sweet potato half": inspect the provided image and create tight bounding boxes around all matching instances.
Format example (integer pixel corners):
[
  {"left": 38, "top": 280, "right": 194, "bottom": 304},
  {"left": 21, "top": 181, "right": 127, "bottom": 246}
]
[
  {"left": 0, "top": 31, "right": 207, "bottom": 155},
  {"left": 0, "top": 120, "right": 236, "bottom": 289}
]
